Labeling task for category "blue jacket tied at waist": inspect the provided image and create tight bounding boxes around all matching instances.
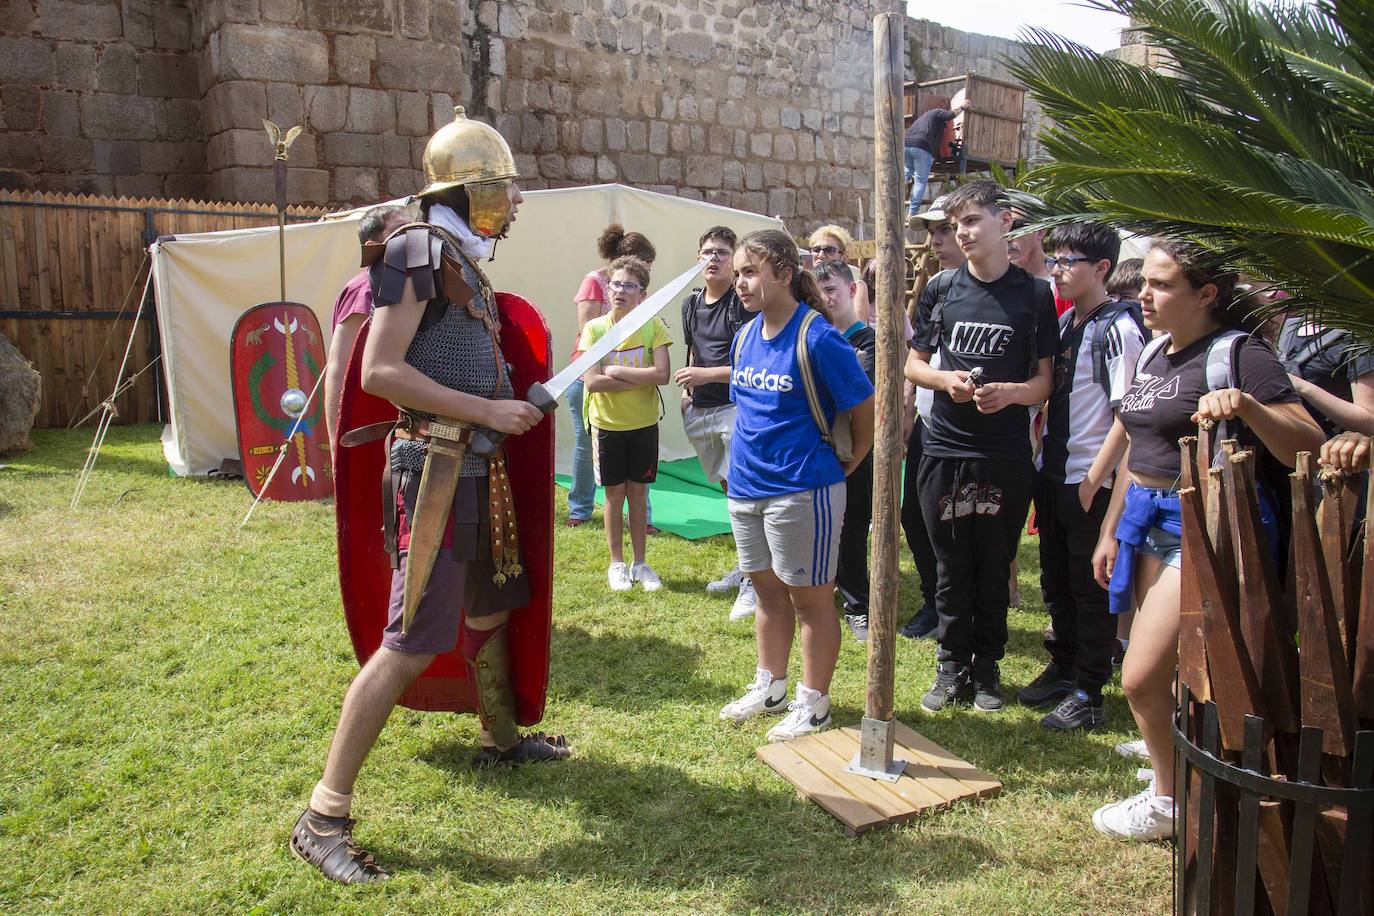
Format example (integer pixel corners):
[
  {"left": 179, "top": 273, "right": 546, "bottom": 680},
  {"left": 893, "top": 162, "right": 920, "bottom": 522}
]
[{"left": 1109, "top": 484, "right": 1181, "bottom": 615}]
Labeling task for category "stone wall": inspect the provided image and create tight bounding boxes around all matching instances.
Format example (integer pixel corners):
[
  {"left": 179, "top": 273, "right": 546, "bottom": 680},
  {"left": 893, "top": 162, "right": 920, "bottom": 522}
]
[
  {"left": 0, "top": 1, "right": 204, "bottom": 197},
  {"left": 1, "top": 1, "right": 1054, "bottom": 229}
]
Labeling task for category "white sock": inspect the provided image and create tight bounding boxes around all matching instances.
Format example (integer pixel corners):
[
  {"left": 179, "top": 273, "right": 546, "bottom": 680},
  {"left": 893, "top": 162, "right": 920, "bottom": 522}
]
[
  {"left": 1119, "top": 638, "right": 1130, "bottom": 650},
  {"left": 797, "top": 684, "right": 825, "bottom": 707},
  {"left": 756, "top": 666, "right": 781, "bottom": 686},
  {"left": 310, "top": 781, "right": 353, "bottom": 818}
]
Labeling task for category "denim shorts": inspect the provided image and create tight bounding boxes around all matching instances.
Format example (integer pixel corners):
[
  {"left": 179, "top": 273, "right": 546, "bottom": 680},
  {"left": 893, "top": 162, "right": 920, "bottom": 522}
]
[{"left": 1137, "top": 525, "right": 1182, "bottom": 570}]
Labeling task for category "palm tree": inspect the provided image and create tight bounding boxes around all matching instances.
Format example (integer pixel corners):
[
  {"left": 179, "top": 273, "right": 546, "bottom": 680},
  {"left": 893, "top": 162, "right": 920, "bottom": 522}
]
[{"left": 1006, "top": 0, "right": 1374, "bottom": 336}]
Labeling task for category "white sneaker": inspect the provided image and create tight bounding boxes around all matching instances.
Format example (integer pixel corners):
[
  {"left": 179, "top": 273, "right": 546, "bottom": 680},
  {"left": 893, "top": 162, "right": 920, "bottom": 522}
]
[
  {"left": 719, "top": 669, "right": 788, "bottom": 722},
  {"left": 1114, "top": 739, "right": 1150, "bottom": 761},
  {"left": 1092, "top": 784, "right": 1175, "bottom": 841},
  {"left": 766, "top": 691, "right": 834, "bottom": 742},
  {"left": 729, "top": 577, "right": 757, "bottom": 620},
  {"left": 707, "top": 565, "right": 744, "bottom": 594},
  {"left": 1136, "top": 768, "right": 1155, "bottom": 783},
  {"left": 630, "top": 561, "right": 662, "bottom": 592},
  {"left": 608, "top": 562, "right": 632, "bottom": 592}
]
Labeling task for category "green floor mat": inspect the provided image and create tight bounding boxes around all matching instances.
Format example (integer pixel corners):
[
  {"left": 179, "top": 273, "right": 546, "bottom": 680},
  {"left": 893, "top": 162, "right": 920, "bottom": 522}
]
[{"left": 555, "top": 457, "right": 730, "bottom": 540}]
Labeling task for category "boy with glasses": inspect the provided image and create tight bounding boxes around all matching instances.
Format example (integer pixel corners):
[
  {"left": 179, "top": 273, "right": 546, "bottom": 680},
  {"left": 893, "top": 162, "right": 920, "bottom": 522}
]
[
  {"left": 1018, "top": 223, "right": 1145, "bottom": 730},
  {"left": 674, "top": 227, "right": 759, "bottom": 618}
]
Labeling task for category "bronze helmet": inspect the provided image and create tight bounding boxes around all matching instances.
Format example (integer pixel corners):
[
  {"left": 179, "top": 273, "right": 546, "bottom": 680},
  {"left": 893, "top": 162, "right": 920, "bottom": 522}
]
[{"left": 419, "top": 106, "right": 520, "bottom": 238}]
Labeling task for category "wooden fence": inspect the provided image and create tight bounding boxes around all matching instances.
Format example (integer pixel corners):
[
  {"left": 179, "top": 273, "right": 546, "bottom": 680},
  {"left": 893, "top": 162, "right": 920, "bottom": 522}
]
[{"left": 0, "top": 191, "right": 328, "bottom": 429}]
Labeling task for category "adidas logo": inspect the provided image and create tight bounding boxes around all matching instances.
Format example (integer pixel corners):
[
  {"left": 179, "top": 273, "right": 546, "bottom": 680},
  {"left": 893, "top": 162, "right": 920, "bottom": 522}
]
[{"left": 732, "top": 366, "right": 795, "bottom": 392}]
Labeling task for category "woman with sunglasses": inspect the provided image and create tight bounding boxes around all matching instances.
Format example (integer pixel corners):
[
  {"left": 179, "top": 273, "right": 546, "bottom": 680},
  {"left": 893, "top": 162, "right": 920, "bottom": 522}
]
[{"left": 1088, "top": 240, "right": 1322, "bottom": 841}]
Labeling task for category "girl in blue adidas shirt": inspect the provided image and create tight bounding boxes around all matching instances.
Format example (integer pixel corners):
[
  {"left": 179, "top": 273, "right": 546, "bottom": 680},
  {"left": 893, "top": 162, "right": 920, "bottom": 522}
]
[
  {"left": 718, "top": 229, "right": 874, "bottom": 742},
  {"left": 1086, "top": 240, "right": 1320, "bottom": 841}
]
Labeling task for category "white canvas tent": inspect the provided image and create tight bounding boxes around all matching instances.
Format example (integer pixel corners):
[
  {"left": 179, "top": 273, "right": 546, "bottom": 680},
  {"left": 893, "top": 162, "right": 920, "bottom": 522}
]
[{"left": 150, "top": 184, "right": 784, "bottom": 477}]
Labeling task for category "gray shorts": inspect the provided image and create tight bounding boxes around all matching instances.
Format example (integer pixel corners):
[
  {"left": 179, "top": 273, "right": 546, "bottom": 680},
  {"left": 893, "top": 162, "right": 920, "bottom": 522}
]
[
  {"left": 728, "top": 482, "right": 846, "bottom": 587},
  {"left": 683, "top": 402, "right": 735, "bottom": 483}
]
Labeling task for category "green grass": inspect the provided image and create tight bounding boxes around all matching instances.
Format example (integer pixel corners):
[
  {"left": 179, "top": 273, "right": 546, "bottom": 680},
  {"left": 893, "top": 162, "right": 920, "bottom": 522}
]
[{"left": 0, "top": 426, "right": 1169, "bottom": 914}]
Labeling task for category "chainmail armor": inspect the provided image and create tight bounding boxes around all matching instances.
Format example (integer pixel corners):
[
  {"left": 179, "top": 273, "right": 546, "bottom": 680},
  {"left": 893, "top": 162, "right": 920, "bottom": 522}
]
[{"left": 387, "top": 235, "right": 512, "bottom": 476}]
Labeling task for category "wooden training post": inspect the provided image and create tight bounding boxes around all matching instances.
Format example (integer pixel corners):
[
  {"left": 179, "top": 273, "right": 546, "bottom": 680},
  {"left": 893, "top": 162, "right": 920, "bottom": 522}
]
[{"left": 756, "top": 11, "right": 1001, "bottom": 833}]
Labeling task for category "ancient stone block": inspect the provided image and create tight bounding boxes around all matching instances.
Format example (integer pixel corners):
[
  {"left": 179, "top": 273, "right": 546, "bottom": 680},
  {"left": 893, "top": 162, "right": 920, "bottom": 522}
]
[
  {"left": 41, "top": 91, "right": 80, "bottom": 136},
  {"left": 744, "top": 161, "right": 763, "bottom": 191},
  {"left": 722, "top": 159, "right": 743, "bottom": 191},
  {"left": 665, "top": 31, "right": 711, "bottom": 61},
  {"left": 684, "top": 155, "right": 721, "bottom": 189},
  {"left": 431, "top": 0, "right": 461, "bottom": 43},
  {"left": 774, "top": 135, "right": 796, "bottom": 162},
  {"left": 497, "top": 4, "right": 524, "bottom": 38},
  {"left": 376, "top": 38, "right": 464, "bottom": 92},
  {"left": 81, "top": 93, "right": 157, "bottom": 139},
  {"left": 53, "top": 43, "right": 96, "bottom": 90},
  {"left": 2, "top": 86, "right": 40, "bottom": 132},
  {"left": 204, "top": 81, "right": 266, "bottom": 133},
  {"left": 550, "top": 84, "right": 572, "bottom": 114},
  {"left": 345, "top": 87, "right": 394, "bottom": 133},
  {"left": 0, "top": 2, "right": 34, "bottom": 31},
  {"left": 763, "top": 162, "right": 786, "bottom": 187},
  {"left": 92, "top": 139, "right": 141, "bottom": 174},
  {"left": 604, "top": 117, "right": 626, "bottom": 152},
  {"left": 767, "top": 188, "right": 796, "bottom": 218},
  {"left": 669, "top": 122, "right": 689, "bottom": 153},
  {"left": 803, "top": 108, "right": 822, "bottom": 131},
  {"left": 208, "top": 128, "right": 273, "bottom": 169},
  {"left": 678, "top": 187, "right": 703, "bottom": 201},
  {"left": 395, "top": 91, "right": 428, "bottom": 136},
  {"left": 306, "top": 0, "right": 393, "bottom": 34},
  {"left": 728, "top": 75, "right": 746, "bottom": 99},
  {"left": 580, "top": 119, "right": 602, "bottom": 154},
  {"left": 141, "top": 52, "right": 200, "bottom": 99},
  {"left": 658, "top": 157, "right": 681, "bottom": 183},
  {"left": 214, "top": 24, "right": 329, "bottom": 84},
  {"left": 430, "top": 93, "right": 455, "bottom": 130},
  {"left": 37, "top": 0, "right": 122, "bottom": 41},
  {"left": 41, "top": 136, "right": 93, "bottom": 171},
  {"left": 383, "top": 134, "right": 411, "bottom": 167},
  {"left": 210, "top": 165, "right": 326, "bottom": 204},
  {"left": 94, "top": 45, "right": 138, "bottom": 94},
  {"left": 648, "top": 121, "right": 668, "bottom": 156},
  {"left": 781, "top": 107, "right": 801, "bottom": 130},
  {"left": 626, "top": 121, "right": 647, "bottom": 152},
  {"left": 334, "top": 34, "right": 375, "bottom": 85},
  {"left": 154, "top": 4, "right": 193, "bottom": 51},
  {"left": 156, "top": 98, "right": 203, "bottom": 141},
  {"left": 335, "top": 167, "right": 380, "bottom": 202},
  {"left": 595, "top": 155, "right": 616, "bottom": 181},
  {"left": 322, "top": 131, "right": 384, "bottom": 166},
  {"left": 399, "top": 0, "right": 429, "bottom": 39},
  {"left": 121, "top": 0, "right": 153, "bottom": 48},
  {"left": 750, "top": 132, "right": 772, "bottom": 158},
  {"left": 140, "top": 140, "right": 204, "bottom": 173},
  {"left": 383, "top": 167, "right": 423, "bottom": 198},
  {"left": 538, "top": 153, "right": 566, "bottom": 179},
  {"left": 302, "top": 85, "right": 347, "bottom": 133},
  {"left": 261, "top": 0, "right": 302, "bottom": 23},
  {"left": 164, "top": 172, "right": 209, "bottom": 198},
  {"left": 733, "top": 129, "right": 746, "bottom": 159},
  {"left": 568, "top": 154, "right": 595, "bottom": 181},
  {"left": 265, "top": 83, "right": 303, "bottom": 127},
  {"left": 690, "top": 124, "right": 704, "bottom": 152},
  {"left": 707, "top": 130, "right": 728, "bottom": 156}
]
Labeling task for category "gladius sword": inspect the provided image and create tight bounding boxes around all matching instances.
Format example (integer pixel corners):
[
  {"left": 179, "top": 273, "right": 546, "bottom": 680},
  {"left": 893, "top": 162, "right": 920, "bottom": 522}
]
[{"left": 469, "top": 260, "right": 707, "bottom": 457}]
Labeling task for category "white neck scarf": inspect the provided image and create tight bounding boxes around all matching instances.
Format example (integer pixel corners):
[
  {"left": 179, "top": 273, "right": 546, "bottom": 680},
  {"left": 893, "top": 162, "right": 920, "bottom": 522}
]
[{"left": 428, "top": 202, "right": 494, "bottom": 261}]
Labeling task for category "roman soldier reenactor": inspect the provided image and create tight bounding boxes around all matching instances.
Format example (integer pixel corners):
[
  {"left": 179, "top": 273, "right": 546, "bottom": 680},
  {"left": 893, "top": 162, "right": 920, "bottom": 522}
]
[{"left": 290, "top": 107, "right": 567, "bottom": 885}]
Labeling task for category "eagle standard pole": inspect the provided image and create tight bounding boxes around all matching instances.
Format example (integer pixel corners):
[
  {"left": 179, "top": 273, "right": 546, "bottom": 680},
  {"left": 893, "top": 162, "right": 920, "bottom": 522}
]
[{"left": 856, "top": 10, "right": 907, "bottom": 778}]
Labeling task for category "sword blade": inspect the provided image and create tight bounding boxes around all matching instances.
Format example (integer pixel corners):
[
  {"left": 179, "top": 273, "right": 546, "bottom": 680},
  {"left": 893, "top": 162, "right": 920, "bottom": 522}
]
[{"left": 543, "top": 260, "right": 705, "bottom": 403}]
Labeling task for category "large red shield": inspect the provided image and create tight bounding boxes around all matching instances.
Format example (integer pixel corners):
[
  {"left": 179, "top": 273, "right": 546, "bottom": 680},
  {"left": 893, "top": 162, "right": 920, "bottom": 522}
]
[
  {"left": 334, "top": 293, "right": 554, "bottom": 719},
  {"left": 230, "top": 301, "right": 332, "bottom": 501}
]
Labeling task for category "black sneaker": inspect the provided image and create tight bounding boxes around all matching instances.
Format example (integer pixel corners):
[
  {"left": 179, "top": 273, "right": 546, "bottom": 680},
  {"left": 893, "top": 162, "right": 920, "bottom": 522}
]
[
  {"left": 1041, "top": 689, "right": 1106, "bottom": 732},
  {"left": 972, "top": 663, "right": 1004, "bottom": 712},
  {"left": 1015, "top": 662, "right": 1076, "bottom": 708},
  {"left": 844, "top": 612, "right": 869, "bottom": 643},
  {"left": 900, "top": 603, "right": 938, "bottom": 639},
  {"left": 1112, "top": 639, "right": 1127, "bottom": 668},
  {"left": 921, "top": 662, "right": 973, "bottom": 711}
]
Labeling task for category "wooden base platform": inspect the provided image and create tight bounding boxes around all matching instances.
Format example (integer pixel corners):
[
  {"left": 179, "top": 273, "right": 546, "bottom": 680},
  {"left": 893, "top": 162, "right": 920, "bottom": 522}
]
[{"left": 756, "top": 720, "right": 1001, "bottom": 836}]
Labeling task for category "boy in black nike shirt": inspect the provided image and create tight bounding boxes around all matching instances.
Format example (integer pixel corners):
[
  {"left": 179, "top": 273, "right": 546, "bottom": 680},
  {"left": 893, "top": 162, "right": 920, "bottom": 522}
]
[{"left": 904, "top": 179, "right": 1060, "bottom": 712}]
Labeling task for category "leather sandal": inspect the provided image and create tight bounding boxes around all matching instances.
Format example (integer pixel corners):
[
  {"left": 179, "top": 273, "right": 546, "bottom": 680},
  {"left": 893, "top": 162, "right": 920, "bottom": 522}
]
[
  {"left": 290, "top": 809, "right": 389, "bottom": 884},
  {"left": 472, "top": 732, "right": 572, "bottom": 769}
]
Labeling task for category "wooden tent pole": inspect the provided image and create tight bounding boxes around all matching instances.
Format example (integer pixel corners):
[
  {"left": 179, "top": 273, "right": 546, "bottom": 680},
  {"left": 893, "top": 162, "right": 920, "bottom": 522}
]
[{"left": 855, "top": 9, "right": 906, "bottom": 778}]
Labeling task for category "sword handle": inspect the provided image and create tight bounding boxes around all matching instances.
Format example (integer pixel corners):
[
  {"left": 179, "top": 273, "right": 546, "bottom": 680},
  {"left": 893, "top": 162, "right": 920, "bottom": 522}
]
[{"left": 469, "top": 382, "right": 559, "bottom": 458}]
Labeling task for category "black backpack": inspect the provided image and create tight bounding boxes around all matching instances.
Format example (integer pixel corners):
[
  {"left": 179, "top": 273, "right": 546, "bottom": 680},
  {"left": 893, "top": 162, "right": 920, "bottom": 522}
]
[
  {"left": 1059, "top": 298, "right": 1147, "bottom": 401},
  {"left": 922, "top": 268, "right": 1049, "bottom": 379},
  {"left": 682, "top": 287, "right": 749, "bottom": 368}
]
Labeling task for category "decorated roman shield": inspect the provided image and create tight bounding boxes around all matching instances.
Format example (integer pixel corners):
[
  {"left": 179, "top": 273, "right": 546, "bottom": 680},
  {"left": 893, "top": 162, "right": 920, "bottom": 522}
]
[
  {"left": 230, "top": 301, "right": 332, "bottom": 501},
  {"left": 334, "top": 293, "right": 555, "bottom": 718}
]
